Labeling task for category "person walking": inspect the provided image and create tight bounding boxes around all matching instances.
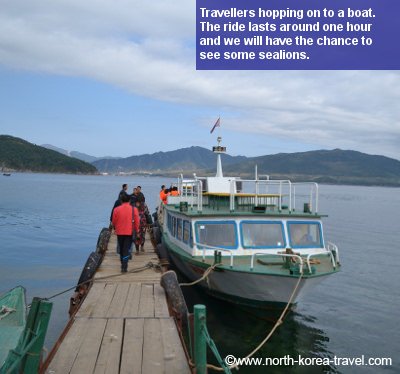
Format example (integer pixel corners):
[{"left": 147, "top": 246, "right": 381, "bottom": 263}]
[{"left": 112, "top": 193, "right": 140, "bottom": 272}]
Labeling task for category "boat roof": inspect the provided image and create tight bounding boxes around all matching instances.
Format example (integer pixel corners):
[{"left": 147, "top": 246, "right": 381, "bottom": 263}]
[{"left": 164, "top": 202, "right": 324, "bottom": 218}]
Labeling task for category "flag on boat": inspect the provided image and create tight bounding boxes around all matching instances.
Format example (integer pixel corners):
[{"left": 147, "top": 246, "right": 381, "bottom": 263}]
[{"left": 210, "top": 117, "right": 220, "bottom": 133}]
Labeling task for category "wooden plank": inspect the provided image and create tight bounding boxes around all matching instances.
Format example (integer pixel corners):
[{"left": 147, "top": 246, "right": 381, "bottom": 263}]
[
  {"left": 120, "top": 319, "right": 144, "bottom": 374},
  {"left": 93, "top": 318, "right": 124, "bottom": 374},
  {"left": 69, "top": 318, "right": 107, "bottom": 374},
  {"left": 122, "top": 283, "right": 141, "bottom": 318},
  {"left": 92, "top": 283, "right": 117, "bottom": 318},
  {"left": 76, "top": 283, "right": 106, "bottom": 318},
  {"left": 138, "top": 284, "right": 155, "bottom": 317},
  {"left": 142, "top": 319, "right": 164, "bottom": 374},
  {"left": 154, "top": 284, "right": 170, "bottom": 318},
  {"left": 106, "top": 282, "right": 130, "bottom": 318},
  {"left": 160, "top": 318, "right": 191, "bottom": 374},
  {"left": 46, "top": 318, "right": 87, "bottom": 373}
]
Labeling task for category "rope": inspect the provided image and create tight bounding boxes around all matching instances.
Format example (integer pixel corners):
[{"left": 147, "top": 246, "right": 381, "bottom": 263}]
[
  {"left": 27, "top": 261, "right": 157, "bottom": 307},
  {"left": 179, "top": 263, "right": 222, "bottom": 287},
  {"left": 0, "top": 306, "right": 16, "bottom": 320},
  {"left": 207, "top": 272, "right": 304, "bottom": 372}
]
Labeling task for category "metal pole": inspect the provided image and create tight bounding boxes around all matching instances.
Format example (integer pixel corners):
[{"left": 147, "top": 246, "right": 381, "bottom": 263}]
[{"left": 194, "top": 304, "right": 207, "bottom": 374}]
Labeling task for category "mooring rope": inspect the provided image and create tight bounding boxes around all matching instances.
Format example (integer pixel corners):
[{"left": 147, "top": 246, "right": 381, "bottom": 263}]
[
  {"left": 206, "top": 272, "right": 304, "bottom": 372},
  {"left": 179, "top": 263, "right": 222, "bottom": 287},
  {"left": 27, "top": 261, "right": 157, "bottom": 307}
]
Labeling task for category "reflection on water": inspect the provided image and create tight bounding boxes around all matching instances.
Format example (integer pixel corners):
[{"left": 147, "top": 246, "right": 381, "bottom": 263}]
[{"left": 180, "top": 271, "right": 337, "bottom": 374}]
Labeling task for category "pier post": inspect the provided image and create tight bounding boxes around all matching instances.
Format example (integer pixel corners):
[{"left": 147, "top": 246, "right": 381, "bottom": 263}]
[{"left": 194, "top": 304, "right": 207, "bottom": 374}]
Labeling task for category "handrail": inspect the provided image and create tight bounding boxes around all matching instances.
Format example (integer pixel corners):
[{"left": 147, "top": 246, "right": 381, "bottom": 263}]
[
  {"left": 306, "top": 250, "right": 336, "bottom": 273},
  {"left": 194, "top": 241, "right": 234, "bottom": 267},
  {"left": 177, "top": 177, "right": 320, "bottom": 214},
  {"left": 250, "top": 252, "right": 304, "bottom": 274},
  {"left": 326, "top": 241, "right": 340, "bottom": 264}
]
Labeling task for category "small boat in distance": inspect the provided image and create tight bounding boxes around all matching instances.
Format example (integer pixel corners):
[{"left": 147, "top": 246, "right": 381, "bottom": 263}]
[
  {"left": 156, "top": 137, "right": 341, "bottom": 307},
  {"left": 3, "top": 173, "right": 11, "bottom": 176}
]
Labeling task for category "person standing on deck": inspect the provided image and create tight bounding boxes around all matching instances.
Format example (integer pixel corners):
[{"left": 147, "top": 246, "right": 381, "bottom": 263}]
[
  {"left": 160, "top": 187, "right": 169, "bottom": 204},
  {"left": 119, "top": 184, "right": 130, "bottom": 200},
  {"left": 112, "top": 193, "right": 140, "bottom": 272},
  {"left": 170, "top": 186, "right": 180, "bottom": 196},
  {"left": 134, "top": 201, "right": 153, "bottom": 253},
  {"left": 130, "top": 187, "right": 138, "bottom": 206},
  {"left": 159, "top": 185, "right": 166, "bottom": 201},
  {"left": 136, "top": 185, "right": 145, "bottom": 203}
]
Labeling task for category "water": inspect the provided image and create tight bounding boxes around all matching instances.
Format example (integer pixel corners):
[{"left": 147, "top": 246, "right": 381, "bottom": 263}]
[{"left": 0, "top": 174, "right": 398, "bottom": 373}]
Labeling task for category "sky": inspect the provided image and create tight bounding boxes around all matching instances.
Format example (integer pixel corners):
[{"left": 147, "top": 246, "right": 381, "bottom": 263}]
[{"left": 0, "top": 0, "right": 399, "bottom": 160}]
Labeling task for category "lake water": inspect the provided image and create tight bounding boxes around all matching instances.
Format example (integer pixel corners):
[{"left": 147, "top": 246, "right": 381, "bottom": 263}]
[{"left": 0, "top": 173, "right": 398, "bottom": 373}]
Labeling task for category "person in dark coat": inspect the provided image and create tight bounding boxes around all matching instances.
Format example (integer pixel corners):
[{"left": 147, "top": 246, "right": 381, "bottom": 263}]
[
  {"left": 118, "top": 183, "right": 130, "bottom": 200},
  {"left": 136, "top": 185, "right": 145, "bottom": 203}
]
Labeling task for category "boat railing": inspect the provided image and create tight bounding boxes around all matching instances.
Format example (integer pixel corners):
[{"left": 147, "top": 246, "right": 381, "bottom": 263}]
[
  {"left": 176, "top": 175, "right": 319, "bottom": 214},
  {"left": 306, "top": 249, "right": 336, "bottom": 273},
  {"left": 194, "top": 242, "right": 338, "bottom": 275},
  {"left": 326, "top": 241, "right": 340, "bottom": 264},
  {"left": 250, "top": 252, "right": 304, "bottom": 274},
  {"left": 176, "top": 177, "right": 203, "bottom": 212},
  {"left": 227, "top": 179, "right": 319, "bottom": 214},
  {"left": 194, "top": 242, "right": 234, "bottom": 267},
  {"left": 292, "top": 182, "right": 319, "bottom": 214}
]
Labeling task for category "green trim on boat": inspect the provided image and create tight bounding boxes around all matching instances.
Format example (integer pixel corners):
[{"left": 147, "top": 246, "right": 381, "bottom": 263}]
[{"left": 162, "top": 234, "right": 340, "bottom": 279}]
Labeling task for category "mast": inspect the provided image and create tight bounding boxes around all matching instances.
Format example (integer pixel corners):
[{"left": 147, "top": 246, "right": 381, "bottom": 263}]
[{"left": 212, "top": 136, "right": 226, "bottom": 178}]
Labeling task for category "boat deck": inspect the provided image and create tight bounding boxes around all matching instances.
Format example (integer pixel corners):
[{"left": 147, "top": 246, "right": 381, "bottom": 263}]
[{"left": 45, "top": 233, "right": 191, "bottom": 374}]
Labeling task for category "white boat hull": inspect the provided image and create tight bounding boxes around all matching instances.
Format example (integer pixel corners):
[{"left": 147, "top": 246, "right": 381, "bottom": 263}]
[{"left": 169, "top": 251, "right": 325, "bottom": 305}]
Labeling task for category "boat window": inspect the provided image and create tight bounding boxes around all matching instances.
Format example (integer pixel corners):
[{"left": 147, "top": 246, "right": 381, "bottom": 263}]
[
  {"left": 183, "top": 220, "right": 190, "bottom": 244},
  {"left": 241, "top": 221, "right": 285, "bottom": 248},
  {"left": 172, "top": 216, "right": 176, "bottom": 237},
  {"left": 288, "top": 222, "right": 323, "bottom": 248},
  {"left": 177, "top": 218, "right": 183, "bottom": 240},
  {"left": 167, "top": 213, "right": 172, "bottom": 233},
  {"left": 195, "top": 221, "right": 237, "bottom": 249}
]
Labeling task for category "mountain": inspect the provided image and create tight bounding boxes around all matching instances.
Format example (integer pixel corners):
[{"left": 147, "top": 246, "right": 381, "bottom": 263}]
[
  {"left": 0, "top": 135, "right": 98, "bottom": 174},
  {"left": 222, "top": 149, "right": 400, "bottom": 186},
  {"left": 92, "top": 146, "right": 247, "bottom": 173},
  {"left": 41, "top": 144, "right": 121, "bottom": 163},
  {"left": 94, "top": 147, "right": 400, "bottom": 186}
]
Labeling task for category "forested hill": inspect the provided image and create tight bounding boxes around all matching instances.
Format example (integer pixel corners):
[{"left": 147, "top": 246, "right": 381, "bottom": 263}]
[
  {"left": 93, "top": 147, "right": 400, "bottom": 186},
  {"left": 0, "top": 135, "right": 98, "bottom": 174},
  {"left": 92, "top": 146, "right": 247, "bottom": 173},
  {"left": 222, "top": 149, "right": 400, "bottom": 186}
]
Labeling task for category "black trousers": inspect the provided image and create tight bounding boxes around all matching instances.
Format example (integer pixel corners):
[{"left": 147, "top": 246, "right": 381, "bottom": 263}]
[{"left": 117, "top": 235, "right": 132, "bottom": 264}]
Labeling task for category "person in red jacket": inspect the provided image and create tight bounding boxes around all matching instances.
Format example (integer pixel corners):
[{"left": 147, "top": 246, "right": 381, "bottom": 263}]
[{"left": 112, "top": 193, "right": 140, "bottom": 272}]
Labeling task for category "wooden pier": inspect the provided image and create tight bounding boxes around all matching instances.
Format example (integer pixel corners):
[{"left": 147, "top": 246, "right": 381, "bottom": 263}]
[{"left": 46, "top": 233, "right": 191, "bottom": 374}]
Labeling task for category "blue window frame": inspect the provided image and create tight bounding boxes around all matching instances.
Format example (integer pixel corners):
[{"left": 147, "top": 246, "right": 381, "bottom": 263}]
[
  {"left": 194, "top": 221, "right": 238, "bottom": 250},
  {"left": 240, "top": 221, "right": 286, "bottom": 249},
  {"left": 287, "top": 221, "right": 324, "bottom": 248}
]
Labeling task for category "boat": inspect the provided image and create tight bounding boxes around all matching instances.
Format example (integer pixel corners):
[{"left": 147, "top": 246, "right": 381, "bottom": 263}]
[
  {"left": 156, "top": 137, "right": 341, "bottom": 307},
  {"left": 0, "top": 286, "right": 53, "bottom": 373},
  {"left": 0, "top": 286, "right": 27, "bottom": 368},
  {"left": 2, "top": 173, "right": 11, "bottom": 176}
]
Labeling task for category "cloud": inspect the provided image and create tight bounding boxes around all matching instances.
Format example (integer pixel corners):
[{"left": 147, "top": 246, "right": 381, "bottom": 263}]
[{"left": 0, "top": 0, "right": 399, "bottom": 159}]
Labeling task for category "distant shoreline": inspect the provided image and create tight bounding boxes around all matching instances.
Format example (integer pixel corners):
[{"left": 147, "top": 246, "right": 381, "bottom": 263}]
[{"left": 4, "top": 170, "right": 400, "bottom": 188}]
